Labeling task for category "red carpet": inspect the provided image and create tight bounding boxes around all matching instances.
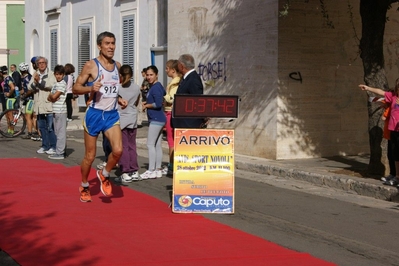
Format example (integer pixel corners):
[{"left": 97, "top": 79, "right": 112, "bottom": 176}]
[{"left": 0, "top": 158, "right": 334, "bottom": 266}]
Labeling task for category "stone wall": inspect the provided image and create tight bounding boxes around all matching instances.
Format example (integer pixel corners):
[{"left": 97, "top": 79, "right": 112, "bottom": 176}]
[
  {"left": 168, "top": 0, "right": 279, "bottom": 159},
  {"left": 277, "top": 0, "right": 367, "bottom": 159},
  {"left": 168, "top": 0, "right": 399, "bottom": 159}
]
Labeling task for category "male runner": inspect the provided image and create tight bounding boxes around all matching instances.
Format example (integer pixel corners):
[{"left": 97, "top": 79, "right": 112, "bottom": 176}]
[{"left": 73, "top": 31, "right": 127, "bottom": 202}]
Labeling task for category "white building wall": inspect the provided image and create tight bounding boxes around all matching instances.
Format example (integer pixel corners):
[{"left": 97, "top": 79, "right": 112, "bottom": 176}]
[{"left": 24, "top": 0, "right": 162, "bottom": 82}]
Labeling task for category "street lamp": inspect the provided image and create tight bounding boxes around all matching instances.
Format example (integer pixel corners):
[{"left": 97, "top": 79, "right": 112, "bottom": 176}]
[{"left": 0, "top": 49, "right": 19, "bottom": 67}]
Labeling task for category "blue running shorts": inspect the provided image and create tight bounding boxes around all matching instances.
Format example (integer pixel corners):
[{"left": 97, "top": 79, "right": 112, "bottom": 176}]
[{"left": 83, "top": 107, "right": 120, "bottom": 137}]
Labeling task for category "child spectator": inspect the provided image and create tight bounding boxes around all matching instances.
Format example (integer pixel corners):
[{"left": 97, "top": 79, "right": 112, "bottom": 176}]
[
  {"left": 116, "top": 64, "right": 141, "bottom": 182},
  {"left": 64, "top": 63, "right": 75, "bottom": 122},
  {"left": 360, "top": 80, "right": 399, "bottom": 186},
  {"left": 380, "top": 100, "right": 396, "bottom": 184},
  {"left": 47, "top": 65, "right": 67, "bottom": 159}
]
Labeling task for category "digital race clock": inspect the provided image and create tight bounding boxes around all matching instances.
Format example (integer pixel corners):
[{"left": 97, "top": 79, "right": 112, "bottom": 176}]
[{"left": 173, "top": 95, "right": 239, "bottom": 118}]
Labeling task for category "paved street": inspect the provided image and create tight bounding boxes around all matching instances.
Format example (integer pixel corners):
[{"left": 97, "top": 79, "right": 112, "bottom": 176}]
[{"left": 1, "top": 126, "right": 399, "bottom": 265}]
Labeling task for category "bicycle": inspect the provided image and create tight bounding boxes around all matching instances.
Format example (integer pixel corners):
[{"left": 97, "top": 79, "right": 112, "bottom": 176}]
[{"left": 0, "top": 103, "right": 26, "bottom": 138}]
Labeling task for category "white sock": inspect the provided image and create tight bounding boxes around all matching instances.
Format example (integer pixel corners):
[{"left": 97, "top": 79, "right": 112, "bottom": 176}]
[
  {"left": 81, "top": 182, "right": 89, "bottom": 187},
  {"left": 102, "top": 168, "right": 110, "bottom": 177}
]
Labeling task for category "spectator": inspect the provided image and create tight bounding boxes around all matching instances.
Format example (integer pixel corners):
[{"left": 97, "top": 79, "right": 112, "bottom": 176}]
[
  {"left": 47, "top": 65, "right": 67, "bottom": 159},
  {"left": 64, "top": 63, "right": 75, "bottom": 122},
  {"left": 172, "top": 54, "right": 204, "bottom": 129},
  {"left": 140, "top": 65, "right": 166, "bottom": 180},
  {"left": 28, "top": 56, "right": 56, "bottom": 154},
  {"left": 29, "top": 56, "right": 41, "bottom": 141},
  {"left": 359, "top": 81, "right": 399, "bottom": 186},
  {"left": 1, "top": 66, "right": 17, "bottom": 135},
  {"left": 19, "top": 62, "right": 35, "bottom": 139},
  {"left": 31, "top": 57, "right": 38, "bottom": 71},
  {"left": 10, "top": 64, "right": 22, "bottom": 94},
  {"left": 138, "top": 67, "right": 149, "bottom": 127},
  {"left": 380, "top": 100, "right": 396, "bottom": 184},
  {"left": 163, "top": 59, "right": 181, "bottom": 174},
  {"left": 116, "top": 64, "right": 141, "bottom": 182}
]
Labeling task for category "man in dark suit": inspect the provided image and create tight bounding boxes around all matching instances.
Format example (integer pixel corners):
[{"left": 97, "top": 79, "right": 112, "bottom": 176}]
[
  {"left": 172, "top": 54, "right": 204, "bottom": 128},
  {"left": 10, "top": 64, "right": 22, "bottom": 93}
]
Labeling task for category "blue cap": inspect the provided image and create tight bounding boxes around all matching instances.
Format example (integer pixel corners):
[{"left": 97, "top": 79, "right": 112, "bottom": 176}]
[{"left": 31, "top": 56, "right": 37, "bottom": 64}]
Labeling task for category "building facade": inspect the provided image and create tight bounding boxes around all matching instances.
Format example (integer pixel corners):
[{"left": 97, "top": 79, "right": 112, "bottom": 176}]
[
  {"left": 24, "top": 0, "right": 167, "bottom": 84},
  {"left": 0, "top": 0, "right": 25, "bottom": 67},
  {"left": 24, "top": 0, "right": 399, "bottom": 160},
  {"left": 168, "top": 0, "right": 399, "bottom": 160}
]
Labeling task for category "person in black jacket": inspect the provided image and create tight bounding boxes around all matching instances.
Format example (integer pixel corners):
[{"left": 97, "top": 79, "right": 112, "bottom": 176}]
[
  {"left": 10, "top": 64, "right": 22, "bottom": 93},
  {"left": 172, "top": 54, "right": 204, "bottom": 128}
]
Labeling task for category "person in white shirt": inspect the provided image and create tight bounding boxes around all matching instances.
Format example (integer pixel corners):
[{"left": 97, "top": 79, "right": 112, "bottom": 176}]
[{"left": 47, "top": 65, "right": 67, "bottom": 159}]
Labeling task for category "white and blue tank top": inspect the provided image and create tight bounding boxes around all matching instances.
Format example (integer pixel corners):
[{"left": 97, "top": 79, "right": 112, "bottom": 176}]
[{"left": 86, "top": 58, "right": 120, "bottom": 111}]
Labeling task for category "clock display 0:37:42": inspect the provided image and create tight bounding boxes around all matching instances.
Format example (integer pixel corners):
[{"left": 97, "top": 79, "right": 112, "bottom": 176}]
[
  {"left": 173, "top": 95, "right": 239, "bottom": 118},
  {"left": 185, "top": 98, "right": 235, "bottom": 114}
]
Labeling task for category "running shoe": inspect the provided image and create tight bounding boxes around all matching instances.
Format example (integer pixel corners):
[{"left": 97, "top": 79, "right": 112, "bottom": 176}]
[
  {"left": 161, "top": 165, "right": 168, "bottom": 175},
  {"left": 115, "top": 173, "right": 133, "bottom": 183},
  {"left": 36, "top": 147, "right": 46, "bottom": 154},
  {"left": 79, "top": 186, "right": 92, "bottom": 202},
  {"left": 140, "top": 170, "right": 156, "bottom": 180},
  {"left": 97, "top": 161, "right": 106, "bottom": 170},
  {"left": 381, "top": 174, "right": 395, "bottom": 182},
  {"left": 21, "top": 133, "right": 32, "bottom": 139},
  {"left": 97, "top": 170, "right": 112, "bottom": 196},
  {"left": 155, "top": 169, "right": 162, "bottom": 178},
  {"left": 31, "top": 133, "right": 41, "bottom": 141},
  {"left": 130, "top": 171, "right": 139, "bottom": 181},
  {"left": 383, "top": 177, "right": 399, "bottom": 186},
  {"left": 48, "top": 154, "right": 65, "bottom": 160},
  {"left": 45, "top": 148, "right": 56, "bottom": 155}
]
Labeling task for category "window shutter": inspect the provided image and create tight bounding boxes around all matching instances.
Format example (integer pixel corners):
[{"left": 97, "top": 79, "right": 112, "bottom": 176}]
[
  {"left": 78, "top": 25, "right": 91, "bottom": 73},
  {"left": 122, "top": 15, "right": 135, "bottom": 81},
  {"left": 50, "top": 29, "right": 58, "bottom": 70}
]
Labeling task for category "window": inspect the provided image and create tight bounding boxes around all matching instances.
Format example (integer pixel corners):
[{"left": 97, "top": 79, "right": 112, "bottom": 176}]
[
  {"left": 122, "top": 15, "right": 135, "bottom": 81},
  {"left": 78, "top": 25, "right": 91, "bottom": 73},
  {"left": 50, "top": 29, "right": 58, "bottom": 70}
]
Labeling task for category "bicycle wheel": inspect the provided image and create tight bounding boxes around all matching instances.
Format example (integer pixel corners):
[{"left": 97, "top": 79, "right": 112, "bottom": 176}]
[{"left": 0, "top": 109, "right": 26, "bottom": 138}]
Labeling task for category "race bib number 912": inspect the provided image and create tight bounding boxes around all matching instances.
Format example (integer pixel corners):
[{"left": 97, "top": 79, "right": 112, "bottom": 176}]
[{"left": 100, "top": 82, "right": 119, "bottom": 98}]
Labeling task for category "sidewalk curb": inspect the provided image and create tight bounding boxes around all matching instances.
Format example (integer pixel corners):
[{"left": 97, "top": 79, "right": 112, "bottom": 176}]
[
  {"left": 234, "top": 155, "right": 399, "bottom": 202},
  {"left": 136, "top": 137, "right": 399, "bottom": 202}
]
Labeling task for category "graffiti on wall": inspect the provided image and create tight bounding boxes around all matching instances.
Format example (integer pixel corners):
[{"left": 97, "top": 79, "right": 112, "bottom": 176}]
[
  {"left": 198, "top": 58, "right": 227, "bottom": 82},
  {"left": 289, "top": 71, "right": 302, "bottom": 83}
]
